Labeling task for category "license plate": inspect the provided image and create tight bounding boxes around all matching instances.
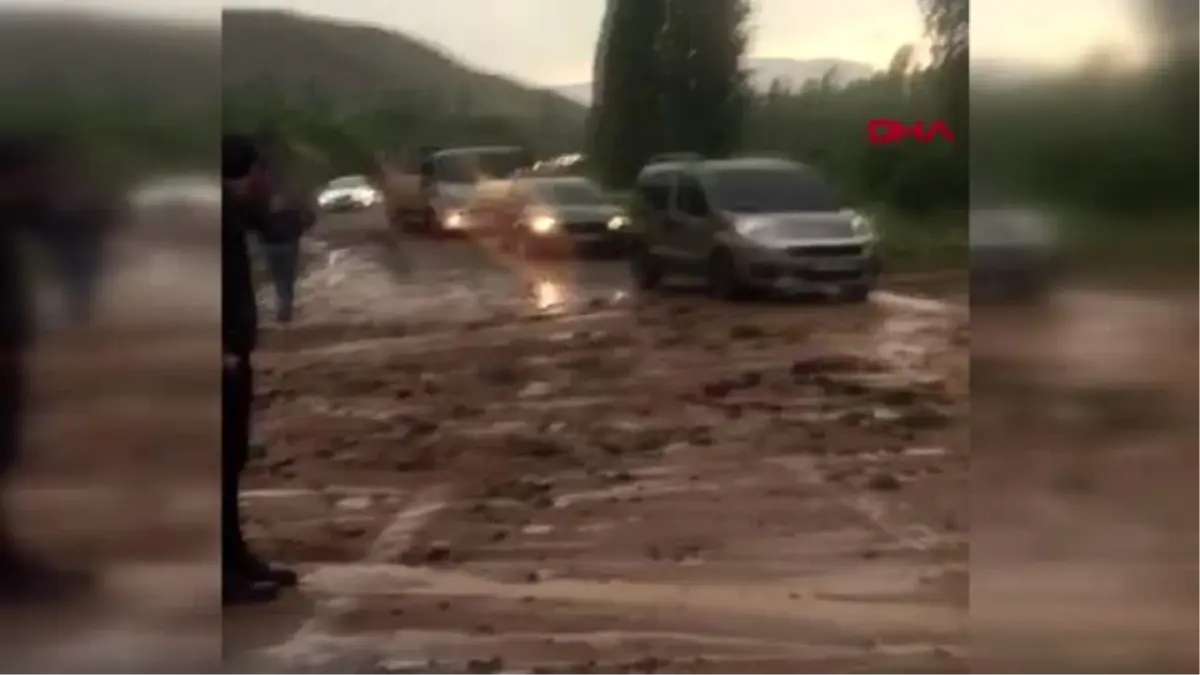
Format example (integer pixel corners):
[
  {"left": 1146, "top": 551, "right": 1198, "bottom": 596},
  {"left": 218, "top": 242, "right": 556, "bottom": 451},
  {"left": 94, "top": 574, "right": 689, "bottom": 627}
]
[
  {"left": 810, "top": 259, "right": 859, "bottom": 272},
  {"left": 572, "top": 234, "right": 604, "bottom": 244}
]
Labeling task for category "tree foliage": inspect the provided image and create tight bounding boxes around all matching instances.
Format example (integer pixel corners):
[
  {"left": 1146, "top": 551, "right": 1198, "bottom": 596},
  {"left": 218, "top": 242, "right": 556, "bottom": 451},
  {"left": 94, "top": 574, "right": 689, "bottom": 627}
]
[
  {"left": 588, "top": 0, "right": 670, "bottom": 187},
  {"left": 657, "top": 0, "right": 752, "bottom": 158},
  {"left": 587, "top": 0, "right": 964, "bottom": 213}
]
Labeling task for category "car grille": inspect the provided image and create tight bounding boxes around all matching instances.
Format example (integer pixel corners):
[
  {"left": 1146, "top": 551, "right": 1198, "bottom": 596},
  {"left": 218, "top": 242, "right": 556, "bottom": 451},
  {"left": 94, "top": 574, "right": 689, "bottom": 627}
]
[
  {"left": 563, "top": 221, "right": 607, "bottom": 235},
  {"left": 787, "top": 244, "right": 864, "bottom": 257}
]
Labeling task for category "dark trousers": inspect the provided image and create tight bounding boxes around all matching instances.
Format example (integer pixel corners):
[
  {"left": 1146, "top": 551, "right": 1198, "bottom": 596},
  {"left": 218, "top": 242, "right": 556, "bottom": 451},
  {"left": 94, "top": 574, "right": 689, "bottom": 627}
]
[
  {"left": 55, "top": 238, "right": 103, "bottom": 325},
  {"left": 262, "top": 243, "right": 299, "bottom": 323},
  {"left": 222, "top": 354, "right": 253, "bottom": 572}
]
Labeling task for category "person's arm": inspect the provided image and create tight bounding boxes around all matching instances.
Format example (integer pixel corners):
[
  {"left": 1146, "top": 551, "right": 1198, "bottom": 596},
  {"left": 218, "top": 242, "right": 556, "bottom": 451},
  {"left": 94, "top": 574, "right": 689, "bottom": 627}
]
[{"left": 297, "top": 201, "right": 316, "bottom": 234}]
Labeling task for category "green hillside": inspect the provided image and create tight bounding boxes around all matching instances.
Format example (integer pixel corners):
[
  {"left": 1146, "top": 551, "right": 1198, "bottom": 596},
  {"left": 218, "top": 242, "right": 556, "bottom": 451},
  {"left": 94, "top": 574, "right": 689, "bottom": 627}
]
[
  {"left": 0, "top": 11, "right": 218, "bottom": 109},
  {"left": 222, "top": 9, "right": 587, "bottom": 162},
  {"left": 0, "top": 10, "right": 219, "bottom": 172}
]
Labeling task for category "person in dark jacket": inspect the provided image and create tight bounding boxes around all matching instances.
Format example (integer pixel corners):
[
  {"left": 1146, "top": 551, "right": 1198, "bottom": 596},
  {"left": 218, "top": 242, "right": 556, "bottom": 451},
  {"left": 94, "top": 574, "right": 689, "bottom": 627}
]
[
  {"left": 222, "top": 133, "right": 300, "bottom": 605},
  {"left": 0, "top": 134, "right": 94, "bottom": 603},
  {"left": 42, "top": 180, "right": 119, "bottom": 326},
  {"left": 260, "top": 194, "right": 312, "bottom": 324}
]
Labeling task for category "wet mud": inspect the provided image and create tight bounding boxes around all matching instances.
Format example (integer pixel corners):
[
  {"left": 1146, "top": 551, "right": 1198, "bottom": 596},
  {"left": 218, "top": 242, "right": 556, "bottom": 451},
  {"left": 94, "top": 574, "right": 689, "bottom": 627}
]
[{"left": 229, "top": 208, "right": 970, "bottom": 673}]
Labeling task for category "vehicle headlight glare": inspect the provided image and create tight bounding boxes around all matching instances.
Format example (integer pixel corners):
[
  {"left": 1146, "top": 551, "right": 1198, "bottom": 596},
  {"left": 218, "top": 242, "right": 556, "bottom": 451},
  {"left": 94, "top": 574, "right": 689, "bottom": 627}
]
[
  {"left": 607, "top": 215, "right": 629, "bottom": 231},
  {"left": 530, "top": 215, "right": 558, "bottom": 234},
  {"left": 732, "top": 216, "right": 769, "bottom": 239},
  {"left": 851, "top": 213, "right": 875, "bottom": 237}
]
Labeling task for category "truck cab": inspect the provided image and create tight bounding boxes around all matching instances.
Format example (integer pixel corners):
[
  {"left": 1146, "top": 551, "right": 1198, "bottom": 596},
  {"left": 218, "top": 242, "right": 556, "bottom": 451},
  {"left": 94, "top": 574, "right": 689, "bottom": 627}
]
[{"left": 380, "top": 145, "right": 533, "bottom": 236}]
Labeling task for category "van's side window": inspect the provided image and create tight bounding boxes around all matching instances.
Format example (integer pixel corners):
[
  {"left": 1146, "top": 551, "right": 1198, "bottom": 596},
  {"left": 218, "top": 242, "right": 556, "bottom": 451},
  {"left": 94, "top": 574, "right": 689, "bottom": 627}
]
[
  {"left": 674, "top": 174, "right": 709, "bottom": 217},
  {"left": 638, "top": 173, "right": 672, "bottom": 211}
]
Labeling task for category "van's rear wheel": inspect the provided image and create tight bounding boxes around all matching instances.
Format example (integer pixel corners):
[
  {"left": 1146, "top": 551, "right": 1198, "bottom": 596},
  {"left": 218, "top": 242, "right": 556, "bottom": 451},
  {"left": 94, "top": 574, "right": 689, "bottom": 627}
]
[{"left": 630, "top": 244, "right": 663, "bottom": 290}]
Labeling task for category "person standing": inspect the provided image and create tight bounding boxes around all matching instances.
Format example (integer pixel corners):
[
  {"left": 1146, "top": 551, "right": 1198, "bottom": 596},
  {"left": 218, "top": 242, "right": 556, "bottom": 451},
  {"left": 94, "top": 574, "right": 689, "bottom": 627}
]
[
  {"left": 259, "top": 194, "right": 312, "bottom": 324},
  {"left": 0, "top": 135, "right": 94, "bottom": 603},
  {"left": 222, "top": 134, "right": 299, "bottom": 605},
  {"left": 43, "top": 180, "right": 118, "bottom": 326}
]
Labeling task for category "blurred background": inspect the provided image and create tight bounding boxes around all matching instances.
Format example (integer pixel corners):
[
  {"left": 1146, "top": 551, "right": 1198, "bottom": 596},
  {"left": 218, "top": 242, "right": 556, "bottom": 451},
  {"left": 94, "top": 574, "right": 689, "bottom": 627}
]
[
  {"left": 0, "top": 2, "right": 221, "bottom": 671},
  {"left": 967, "top": 0, "right": 1197, "bottom": 671}
]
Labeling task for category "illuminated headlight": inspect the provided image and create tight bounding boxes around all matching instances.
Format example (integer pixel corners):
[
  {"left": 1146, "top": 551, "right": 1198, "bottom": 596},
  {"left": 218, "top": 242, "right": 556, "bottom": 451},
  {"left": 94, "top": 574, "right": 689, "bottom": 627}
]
[
  {"left": 317, "top": 192, "right": 334, "bottom": 206},
  {"left": 732, "top": 216, "right": 771, "bottom": 240},
  {"left": 607, "top": 215, "right": 629, "bottom": 231},
  {"left": 529, "top": 215, "right": 558, "bottom": 234},
  {"left": 443, "top": 210, "right": 465, "bottom": 229},
  {"left": 850, "top": 212, "right": 876, "bottom": 238}
]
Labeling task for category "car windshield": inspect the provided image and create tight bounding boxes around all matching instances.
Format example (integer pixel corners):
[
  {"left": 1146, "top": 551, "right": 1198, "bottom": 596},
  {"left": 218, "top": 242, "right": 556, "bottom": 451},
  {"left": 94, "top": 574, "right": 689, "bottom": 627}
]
[
  {"left": 533, "top": 180, "right": 609, "bottom": 206},
  {"left": 329, "top": 176, "right": 368, "bottom": 189},
  {"left": 436, "top": 150, "right": 529, "bottom": 184},
  {"left": 705, "top": 167, "right": 841, "bottom": 213}
]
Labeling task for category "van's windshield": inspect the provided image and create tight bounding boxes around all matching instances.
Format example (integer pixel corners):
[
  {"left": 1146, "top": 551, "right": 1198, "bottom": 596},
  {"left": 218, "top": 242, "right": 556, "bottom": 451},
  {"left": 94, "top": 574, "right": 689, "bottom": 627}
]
[
  {"left": 705, "top": 168, "right": 841, "bottom": 213},
  {"left": 435, "top": 150, "right": 529, "bottom": 184},
  {"left": 531, "top": 180, "right": 609, "bottom": 206}
]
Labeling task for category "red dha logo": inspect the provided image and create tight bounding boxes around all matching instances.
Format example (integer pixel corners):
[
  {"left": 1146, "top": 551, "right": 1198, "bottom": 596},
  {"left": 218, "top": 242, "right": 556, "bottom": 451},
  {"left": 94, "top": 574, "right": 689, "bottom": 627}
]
[{"left": 867, "top": 119, "right": 956, "bottom": 144}]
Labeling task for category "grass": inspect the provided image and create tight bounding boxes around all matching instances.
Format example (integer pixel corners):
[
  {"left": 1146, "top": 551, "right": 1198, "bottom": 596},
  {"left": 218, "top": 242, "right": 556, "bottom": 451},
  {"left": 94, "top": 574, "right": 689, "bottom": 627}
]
[
  {"left": 873, "top": 210, "right": 968, "bottom": 274},
  {"left": 1057, "top": 210, "right": 1197, "bottom": 288}
]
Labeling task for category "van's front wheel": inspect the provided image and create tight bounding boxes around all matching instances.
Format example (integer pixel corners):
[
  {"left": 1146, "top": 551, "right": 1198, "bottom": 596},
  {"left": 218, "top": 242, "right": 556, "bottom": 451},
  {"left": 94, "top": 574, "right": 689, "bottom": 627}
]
[
  {"left": 707, "top": 248, "right": 748, "bottom": 301},
  {"left": 630, "top": 243, "right": 663, "bottom": 290},
  {"left": 841, "top": 282, "right": 872, "bottom": 303}
]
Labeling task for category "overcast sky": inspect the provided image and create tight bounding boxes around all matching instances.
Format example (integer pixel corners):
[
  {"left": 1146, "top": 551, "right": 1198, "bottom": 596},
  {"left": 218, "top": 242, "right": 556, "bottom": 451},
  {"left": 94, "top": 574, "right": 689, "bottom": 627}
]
[{"left": 2, "top": 0, "right": 1149, "bottom": 86}]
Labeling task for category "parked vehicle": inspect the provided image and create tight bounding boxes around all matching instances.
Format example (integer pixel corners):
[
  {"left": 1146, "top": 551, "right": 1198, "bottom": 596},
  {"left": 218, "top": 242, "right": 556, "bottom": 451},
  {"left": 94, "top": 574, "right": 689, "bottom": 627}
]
[{"left": 627, "top": 155, "right": 880, "bottom": 301}]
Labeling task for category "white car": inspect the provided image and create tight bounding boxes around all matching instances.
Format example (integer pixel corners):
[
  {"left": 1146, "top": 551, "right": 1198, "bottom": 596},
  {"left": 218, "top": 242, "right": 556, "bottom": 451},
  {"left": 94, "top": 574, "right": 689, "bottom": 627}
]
[
  {"left": 123, "top": 173, "right": 222, "bottom": 244},
  {"left": 128, "top": 173, "right": 221, "bottom": 212},
  {"left": 316, "top": 175, "right": 380, "bottom": 212}
]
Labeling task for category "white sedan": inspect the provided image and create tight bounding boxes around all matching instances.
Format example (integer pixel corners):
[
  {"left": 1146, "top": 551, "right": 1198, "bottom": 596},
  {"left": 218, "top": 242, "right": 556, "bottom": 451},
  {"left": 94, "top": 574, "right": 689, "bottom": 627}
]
[{"left": 316, "top": 175, "right": 380, "bottom": 212}]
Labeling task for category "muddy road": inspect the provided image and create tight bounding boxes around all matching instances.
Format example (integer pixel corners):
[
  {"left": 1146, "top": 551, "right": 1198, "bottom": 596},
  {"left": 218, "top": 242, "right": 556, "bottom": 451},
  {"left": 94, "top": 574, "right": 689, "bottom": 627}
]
[
  {"left": 7, "top": 205, "right": 1191, "bottom": 672},
  {"left": 226, "top": 207, "right": 970, "bottom": 673}
]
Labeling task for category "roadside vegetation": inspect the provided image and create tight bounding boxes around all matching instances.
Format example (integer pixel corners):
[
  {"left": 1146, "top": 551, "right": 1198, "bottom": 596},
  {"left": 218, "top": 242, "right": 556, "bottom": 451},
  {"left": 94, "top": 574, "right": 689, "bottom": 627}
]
[
  {"left": 5, "top": 3, "right": 1188, "bottom": 277},
  {"left": 970, "top": 11, "right": 1197, "bottom": 282}
]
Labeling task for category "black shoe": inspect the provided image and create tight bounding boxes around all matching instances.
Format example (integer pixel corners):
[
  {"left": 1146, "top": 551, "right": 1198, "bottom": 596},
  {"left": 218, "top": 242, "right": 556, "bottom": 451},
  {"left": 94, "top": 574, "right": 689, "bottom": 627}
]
[
  {"left": 241, "top": 556, "right": 299, "bottom": 588},
  {"left": 0, "top": 549, "right": 94, "bottom": 605},
  {"left": 223, "top": 572, "right": 280, "bottom": 606}
]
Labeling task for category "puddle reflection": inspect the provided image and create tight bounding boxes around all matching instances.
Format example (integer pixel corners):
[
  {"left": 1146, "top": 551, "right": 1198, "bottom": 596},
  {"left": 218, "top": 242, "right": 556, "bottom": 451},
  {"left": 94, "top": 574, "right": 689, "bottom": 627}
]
[
  {"left": 533, "top": 279, "right": 565, "bottom": 312},
  {"left": 869, "top": 314, "right": 942, "bottom": 370}
]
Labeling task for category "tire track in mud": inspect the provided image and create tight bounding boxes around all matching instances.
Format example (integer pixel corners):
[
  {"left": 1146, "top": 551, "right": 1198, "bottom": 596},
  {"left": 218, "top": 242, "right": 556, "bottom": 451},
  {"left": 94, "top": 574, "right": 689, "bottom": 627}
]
[{"left": 254, "top": 484, "right": 456, "bottom": 672}]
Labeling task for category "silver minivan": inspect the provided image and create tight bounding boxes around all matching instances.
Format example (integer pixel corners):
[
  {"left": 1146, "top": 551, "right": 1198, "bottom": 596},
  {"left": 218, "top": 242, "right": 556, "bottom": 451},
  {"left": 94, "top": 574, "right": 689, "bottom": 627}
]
[{"left": 628, "top": 156, "right": 881, "bottom": 301}]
